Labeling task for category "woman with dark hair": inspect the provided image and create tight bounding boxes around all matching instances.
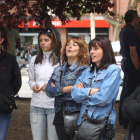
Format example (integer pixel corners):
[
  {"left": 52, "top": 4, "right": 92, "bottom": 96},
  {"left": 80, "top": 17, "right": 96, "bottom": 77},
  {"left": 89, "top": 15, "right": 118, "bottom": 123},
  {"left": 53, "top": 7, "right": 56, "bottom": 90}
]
[
  {"left": 0, "top": 25, "right": 21, "bottom": 140},
  {"left": 71, "top": 37, "right": 122, "bottom": 140},
  {"left": 28, "top": 28, "right": 60, "bottom": 140},
  {"left": 46, "top": 37, "right": 90, "bottom": 140}
]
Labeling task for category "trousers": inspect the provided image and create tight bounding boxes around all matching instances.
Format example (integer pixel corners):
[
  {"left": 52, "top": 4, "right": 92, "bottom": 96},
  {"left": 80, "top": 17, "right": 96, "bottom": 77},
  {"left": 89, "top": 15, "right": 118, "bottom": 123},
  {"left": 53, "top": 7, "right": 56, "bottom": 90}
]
[
  {"left": 0, "top": 112, "right": 12, "bottom": 140},
  {"left": 30, "top": 105, "right": 58, "bottom": 140},
  {"left": 119, "top": 59, "right": 140, "bottom": 127}
]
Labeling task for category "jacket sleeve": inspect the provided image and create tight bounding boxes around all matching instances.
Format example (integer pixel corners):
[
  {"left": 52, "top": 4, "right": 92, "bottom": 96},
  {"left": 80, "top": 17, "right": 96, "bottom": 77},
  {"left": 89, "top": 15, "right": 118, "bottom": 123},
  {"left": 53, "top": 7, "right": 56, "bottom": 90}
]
[
  {"left": 71, "top": 68, "right": 121, "bottom": 106},
  {"left": 28, "top": 57, "right": 36, "bottom": 90},
  {"left": 121, "top": 86, "right": 140, "bottom": 122},
  {"left": 11, "top": 57, "right": 22, "bottom": 95},
  {"left": 46, "top": 74, "right": 64, "bottom": 98}
]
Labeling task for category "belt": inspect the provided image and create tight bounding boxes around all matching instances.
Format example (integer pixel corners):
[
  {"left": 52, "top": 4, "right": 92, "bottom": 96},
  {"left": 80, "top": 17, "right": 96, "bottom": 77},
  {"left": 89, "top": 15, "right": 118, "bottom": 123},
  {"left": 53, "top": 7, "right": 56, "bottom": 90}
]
[{"left": 123, "top": 57, "right": 131, "bottom": 59}]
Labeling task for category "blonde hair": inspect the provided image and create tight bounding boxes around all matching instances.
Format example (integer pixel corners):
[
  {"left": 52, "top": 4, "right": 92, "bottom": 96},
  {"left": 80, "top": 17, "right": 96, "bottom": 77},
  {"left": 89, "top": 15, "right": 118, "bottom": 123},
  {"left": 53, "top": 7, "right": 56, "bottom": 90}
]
[{"left": 62, "top": 37, "right": 90, "bottom": 66}]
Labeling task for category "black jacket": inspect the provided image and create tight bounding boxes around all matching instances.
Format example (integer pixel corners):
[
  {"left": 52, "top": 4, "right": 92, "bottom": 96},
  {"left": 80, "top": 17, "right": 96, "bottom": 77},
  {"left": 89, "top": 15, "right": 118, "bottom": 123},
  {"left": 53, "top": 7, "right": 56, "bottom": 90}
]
[
  {"left": 0, "top": 50, "right": 22, "bottom": 96},
  {"left": 122, "top": 85, "right": 140, "bottom": 140},
  {"left": 122, "top": 86, "right": 140, "bottom": 122}
]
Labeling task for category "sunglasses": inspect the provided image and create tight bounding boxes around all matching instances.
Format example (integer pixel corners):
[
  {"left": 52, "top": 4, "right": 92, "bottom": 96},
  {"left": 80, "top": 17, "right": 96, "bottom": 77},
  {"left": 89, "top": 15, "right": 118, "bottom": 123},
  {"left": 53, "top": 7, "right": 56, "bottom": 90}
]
[{"left": 39, "top": 28, "right": 52, "bottom": 34}]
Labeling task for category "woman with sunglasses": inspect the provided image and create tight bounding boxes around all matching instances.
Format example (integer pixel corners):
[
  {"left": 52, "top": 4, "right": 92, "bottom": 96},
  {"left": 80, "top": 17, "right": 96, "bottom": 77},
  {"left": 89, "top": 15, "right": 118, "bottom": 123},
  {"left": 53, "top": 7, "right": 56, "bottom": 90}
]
[
  {"left": 71, "top": 37, "right": 122, "bottom": 140},
  {"left": 28, "top": 29, "right": 60, "bottom": 140},
  {"left": 46, "top": 37, "right": 90, "bottom": 140}
]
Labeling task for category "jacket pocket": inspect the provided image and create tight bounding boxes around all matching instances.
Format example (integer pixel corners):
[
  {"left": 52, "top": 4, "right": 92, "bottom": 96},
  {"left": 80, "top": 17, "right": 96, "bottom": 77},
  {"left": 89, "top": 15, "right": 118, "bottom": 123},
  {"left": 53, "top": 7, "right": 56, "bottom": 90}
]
[
  {"left": 65, "top": 75, "right": 77, "bottom": 85},
  {"left": 93, "top": 74, "right": 106, "bottom": 88}
]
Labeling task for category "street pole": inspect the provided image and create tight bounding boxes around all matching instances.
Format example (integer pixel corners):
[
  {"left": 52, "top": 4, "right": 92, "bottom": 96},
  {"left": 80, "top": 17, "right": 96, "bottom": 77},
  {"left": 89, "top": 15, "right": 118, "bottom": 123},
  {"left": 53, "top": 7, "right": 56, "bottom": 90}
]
[{"left": 90, "top": 12, "right": 95, "bottom": 39}]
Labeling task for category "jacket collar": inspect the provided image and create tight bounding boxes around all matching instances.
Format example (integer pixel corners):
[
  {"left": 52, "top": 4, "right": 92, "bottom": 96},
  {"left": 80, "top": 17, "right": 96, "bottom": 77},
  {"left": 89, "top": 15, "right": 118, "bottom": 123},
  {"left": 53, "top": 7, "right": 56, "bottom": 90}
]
[
  {"left": 87, "top": 66, "right": 105, "bottom": 79},
  {"left": 62, "top": 61, "right": 78, "bottom": 71},
  {"left": 43, "top": 51, "right": 52, "bottom": 59}
]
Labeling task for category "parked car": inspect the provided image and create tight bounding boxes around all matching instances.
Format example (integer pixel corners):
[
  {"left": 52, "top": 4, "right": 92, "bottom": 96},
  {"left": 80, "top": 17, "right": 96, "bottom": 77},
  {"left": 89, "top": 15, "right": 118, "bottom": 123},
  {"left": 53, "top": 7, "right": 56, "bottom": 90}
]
[
  {"left": 111, "top": 41, "right": 123, "bottom": 80},
  {"left": 111, "top": 41, "right": 123, "bottom": 101}
]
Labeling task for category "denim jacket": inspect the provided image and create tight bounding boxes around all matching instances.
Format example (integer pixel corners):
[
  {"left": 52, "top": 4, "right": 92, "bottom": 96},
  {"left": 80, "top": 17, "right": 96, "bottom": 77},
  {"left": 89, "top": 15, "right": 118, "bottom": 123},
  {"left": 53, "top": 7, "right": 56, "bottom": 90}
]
[
  {"left": 46, "top": 62, "right": 89, "bottom": 113},
  {"left": 71, "top": 64, "right": 122, "bottom": 125}
]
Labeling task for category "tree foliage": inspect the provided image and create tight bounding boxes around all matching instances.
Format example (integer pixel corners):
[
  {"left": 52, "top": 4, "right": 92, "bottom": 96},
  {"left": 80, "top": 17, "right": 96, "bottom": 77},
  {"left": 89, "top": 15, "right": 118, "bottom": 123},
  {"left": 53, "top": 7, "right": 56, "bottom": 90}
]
[{"left": 0, "top": 0, "right": 115, "bottom": 28}]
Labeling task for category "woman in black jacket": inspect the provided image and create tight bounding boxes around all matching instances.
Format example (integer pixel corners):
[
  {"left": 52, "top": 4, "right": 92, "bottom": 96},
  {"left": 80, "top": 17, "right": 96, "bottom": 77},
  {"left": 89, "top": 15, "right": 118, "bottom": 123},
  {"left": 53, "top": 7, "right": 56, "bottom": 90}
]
[{"left": 0, "top": 25, "right": 21, "bottom": 140}]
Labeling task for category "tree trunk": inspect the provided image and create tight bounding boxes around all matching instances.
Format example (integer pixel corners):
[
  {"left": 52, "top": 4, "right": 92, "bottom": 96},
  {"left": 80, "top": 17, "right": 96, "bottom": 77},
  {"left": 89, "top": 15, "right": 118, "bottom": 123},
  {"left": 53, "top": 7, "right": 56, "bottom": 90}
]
[
  {"left": 112, "top": 25, "right": 122, "bottom": 42},
  {"left": 90, "top": 13, "right": 95, "bottom": 39}
]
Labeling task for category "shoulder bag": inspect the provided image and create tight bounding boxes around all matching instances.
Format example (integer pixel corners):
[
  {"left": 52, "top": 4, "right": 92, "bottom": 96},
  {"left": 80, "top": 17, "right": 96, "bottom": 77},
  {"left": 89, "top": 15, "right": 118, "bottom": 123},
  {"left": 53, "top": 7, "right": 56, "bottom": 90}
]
[
  {"left": 74, "top": 106, "right": 115, "bottom": 140},
  {"left": 59, "top": 70, "right": 80, "bottom": 136},
  {"left": 0, "top": 92, "right": 17, "bottom": 114},
  {"left": 63, "top": 103, "right": 80, "bottom": 136}
]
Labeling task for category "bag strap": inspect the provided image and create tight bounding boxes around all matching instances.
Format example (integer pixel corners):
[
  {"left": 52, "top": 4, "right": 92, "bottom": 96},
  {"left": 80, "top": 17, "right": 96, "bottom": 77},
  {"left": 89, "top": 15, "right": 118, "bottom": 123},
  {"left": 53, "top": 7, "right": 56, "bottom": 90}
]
[
  {"left": 59, "top": 70, "right": 66, "bottom": 116},
  {"left": 83, "top": 76, "right": 114, "bottom": 122}
]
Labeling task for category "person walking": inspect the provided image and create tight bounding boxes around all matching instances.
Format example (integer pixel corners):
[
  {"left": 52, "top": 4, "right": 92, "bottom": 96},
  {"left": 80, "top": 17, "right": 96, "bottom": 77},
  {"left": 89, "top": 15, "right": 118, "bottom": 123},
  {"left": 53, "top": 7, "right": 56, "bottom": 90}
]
[
  {"left": 0, "top": 25, "right": 21, "bottom": 140},
  {"left": 71, "top": 37, "right": 121, "bottom": 140},
  {"left": 46, "top": 37, "right": 90, "bottom": 140},
  {"left": 19, "top": 45, "right": 32, "bottom": 70},
  {"left": 28, "top": 28, "right": 60, "bottom": 140},
  {"left": 119, "top": 10, "right": 140, "bottom": 128}
]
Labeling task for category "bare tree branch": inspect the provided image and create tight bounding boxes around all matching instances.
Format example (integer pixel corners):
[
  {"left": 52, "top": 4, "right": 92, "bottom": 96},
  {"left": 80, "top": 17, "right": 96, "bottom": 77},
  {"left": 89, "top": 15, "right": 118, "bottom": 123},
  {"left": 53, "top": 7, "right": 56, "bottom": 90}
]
[
  {"left": 127, "top": 0, "right": 132, "bottom": 10},
  {"left": 102, "top": 12, "right": 118, "bottom": 26}
]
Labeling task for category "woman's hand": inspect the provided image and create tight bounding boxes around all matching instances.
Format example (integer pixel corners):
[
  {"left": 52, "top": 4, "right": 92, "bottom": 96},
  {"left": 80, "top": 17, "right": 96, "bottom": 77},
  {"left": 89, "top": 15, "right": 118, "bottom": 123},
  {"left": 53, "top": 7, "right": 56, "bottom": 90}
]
[
  {"left": 41, "top": 83, "right": 47, "bottom": 91},
  {"left": 51, "top": 82, "right": 56, "bottom": 87},
  {"left": 33, "top": 85, "right": 41, "bottom": 93},
  {"left": 62, "top": 86, "right": 74, "bottom": 93},
  {"left": 89, "top": 88, "right": 99, "bottom": 95},
  {"left": 76, "top": 82, "right": 85, "bottom": 89}
]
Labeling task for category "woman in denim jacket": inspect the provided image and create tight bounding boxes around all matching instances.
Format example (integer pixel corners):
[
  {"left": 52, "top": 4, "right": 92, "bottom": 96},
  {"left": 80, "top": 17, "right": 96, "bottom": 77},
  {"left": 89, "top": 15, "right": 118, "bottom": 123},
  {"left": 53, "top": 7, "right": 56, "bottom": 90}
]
[
  {"left": 71, "top": 37, "right": 122, "bottom": 139},
  {"left": 46, "top": 37, "right": 90, "bottom": 140}
]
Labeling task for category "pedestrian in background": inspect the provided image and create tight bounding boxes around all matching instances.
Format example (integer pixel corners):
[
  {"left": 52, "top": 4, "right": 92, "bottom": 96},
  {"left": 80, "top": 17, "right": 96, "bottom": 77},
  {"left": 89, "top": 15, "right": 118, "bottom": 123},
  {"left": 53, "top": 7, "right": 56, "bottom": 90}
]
[
  {"left": 3, "top": 15, "right": 21, "bottom": 58},
  {"left": 19, "top": 45, "right": 32, "bottom": 70},
  {"left": 46, "top": 37, "right": 90, "bottom": 140},
  {"left": 71, "top": 37, "right": 121, "bottom": 140},
  {"left": 0, "top": 25, "right": 21, "bottom": 140},
  {"left": 28, "top": 28, "right": 60, "bottom": 140},
  {"left": 43, "top": 15, "right": 62, "bottom": 52},
  {"left": 119, "top": 10, "right": 140, "bottom": 128}
]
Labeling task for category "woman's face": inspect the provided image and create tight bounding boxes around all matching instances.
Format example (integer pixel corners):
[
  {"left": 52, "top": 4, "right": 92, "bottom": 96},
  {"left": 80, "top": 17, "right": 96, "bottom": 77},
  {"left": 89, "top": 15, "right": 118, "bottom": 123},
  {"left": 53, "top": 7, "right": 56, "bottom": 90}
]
[
  {"left": 39, "top": 34, "right": 52, "bottom": 52},
  {"left": 90, "top": 43, "right": 103, "bottom": 66},
  {"left": 66, "top": 39, "right": 80, "bottom": 60}
]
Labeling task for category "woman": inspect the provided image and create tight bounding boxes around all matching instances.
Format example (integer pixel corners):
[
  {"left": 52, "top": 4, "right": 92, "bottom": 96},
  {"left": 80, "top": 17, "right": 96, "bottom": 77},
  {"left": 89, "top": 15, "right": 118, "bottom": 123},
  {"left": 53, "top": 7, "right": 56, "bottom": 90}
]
[
  {"left": 46, "top": 37, "right": 90, "bottom": 140},
  {"left": 71, "top": 37, "right": 122, "bottom": 139},
  {"left": 0, "top": 25, "right": 21, "bottom": 140},
  {"left": 28, "top": 28, "right": 60, "bottom": 140}
]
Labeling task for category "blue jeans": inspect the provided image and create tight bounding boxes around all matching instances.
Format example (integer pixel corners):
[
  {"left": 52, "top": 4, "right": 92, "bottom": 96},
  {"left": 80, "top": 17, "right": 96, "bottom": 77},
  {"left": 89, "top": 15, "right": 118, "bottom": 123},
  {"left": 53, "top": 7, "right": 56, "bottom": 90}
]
[
  {"left": 0, "top": 112, "right": 12, "bottom": 140},
  {"left": 30, "top": 105, "right": 58, "bottom": 140}
]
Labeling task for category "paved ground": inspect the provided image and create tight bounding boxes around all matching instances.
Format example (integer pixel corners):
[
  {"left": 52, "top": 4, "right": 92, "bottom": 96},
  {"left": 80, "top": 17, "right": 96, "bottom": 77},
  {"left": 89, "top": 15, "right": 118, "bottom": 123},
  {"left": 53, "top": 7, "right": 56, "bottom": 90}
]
[{"left": 6, "top": 98, "right": 127, "bottom": 140}]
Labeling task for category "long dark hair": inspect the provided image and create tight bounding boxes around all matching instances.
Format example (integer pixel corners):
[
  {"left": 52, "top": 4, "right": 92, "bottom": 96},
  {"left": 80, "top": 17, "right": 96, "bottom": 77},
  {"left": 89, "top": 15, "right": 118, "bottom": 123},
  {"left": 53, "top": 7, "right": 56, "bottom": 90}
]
[
  {"left": 35, "top": 28, "right": 60, "bottom": 65},
  {"left": 0, "top": 25, "right": 9, "bottom": 51},
  {"left": 89, "top": 37, "right": 116, "bottom": 72}
]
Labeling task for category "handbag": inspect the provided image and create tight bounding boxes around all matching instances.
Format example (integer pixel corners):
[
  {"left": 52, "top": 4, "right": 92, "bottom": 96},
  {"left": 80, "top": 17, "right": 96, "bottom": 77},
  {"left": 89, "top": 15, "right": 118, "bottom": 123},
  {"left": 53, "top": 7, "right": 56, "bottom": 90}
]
[
  {"left": 63, "top": 104, "right": 80, "bottom": 136},
  {"left": 74, "top": 106, "right": 115, "bottom": 140},
  {"left": 0, "top": 92, "right": 17, "bottom": 114}
]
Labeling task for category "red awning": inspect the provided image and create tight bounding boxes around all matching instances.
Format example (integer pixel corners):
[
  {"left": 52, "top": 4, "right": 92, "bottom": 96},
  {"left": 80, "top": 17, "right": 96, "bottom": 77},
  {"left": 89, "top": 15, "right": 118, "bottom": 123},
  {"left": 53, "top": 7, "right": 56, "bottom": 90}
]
[{"left": 20, "top": 19, "right": 109, "bottom": 28}]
